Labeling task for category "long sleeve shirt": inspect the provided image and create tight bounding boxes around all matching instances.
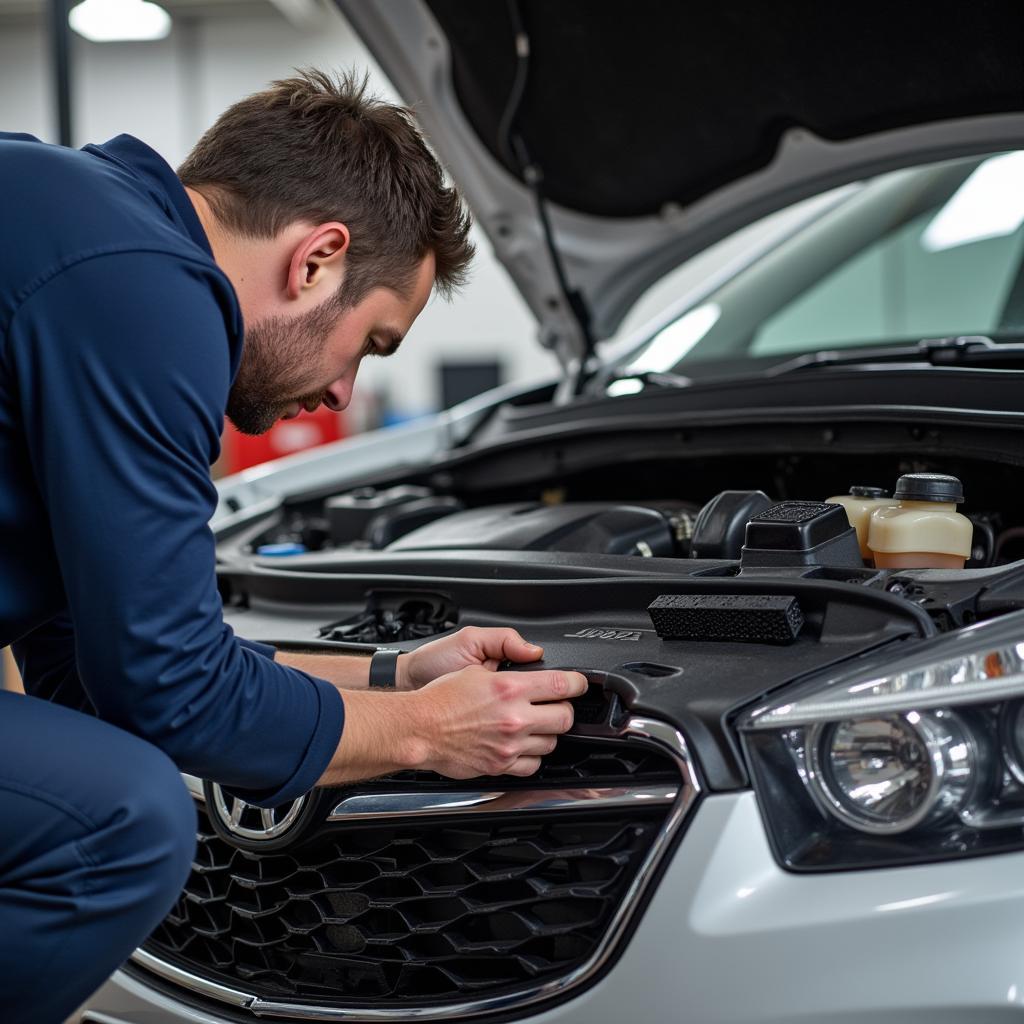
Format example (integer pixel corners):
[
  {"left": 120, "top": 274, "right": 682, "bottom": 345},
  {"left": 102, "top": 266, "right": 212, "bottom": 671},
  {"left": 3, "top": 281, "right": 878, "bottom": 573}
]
[{"left": 0, "top": 132, "right": 344, "bottom": 805}]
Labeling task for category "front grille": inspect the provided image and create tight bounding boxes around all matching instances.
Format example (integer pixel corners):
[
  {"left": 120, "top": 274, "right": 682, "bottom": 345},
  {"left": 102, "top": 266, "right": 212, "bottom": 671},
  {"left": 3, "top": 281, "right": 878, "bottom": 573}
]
[{"left": 141, "top": 734, "right": 686, "bottom": 1012}]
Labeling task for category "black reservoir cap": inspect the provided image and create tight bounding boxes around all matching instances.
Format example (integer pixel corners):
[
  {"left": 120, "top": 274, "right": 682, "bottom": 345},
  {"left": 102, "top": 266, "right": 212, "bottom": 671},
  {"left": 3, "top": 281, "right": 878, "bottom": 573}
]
[
  {"left": 746, "top": 502, "right": 851, "bottom": 549},
  {"left": 648, "top": 593, "right": 804, "bottom": 644},
  {"left": 893, "top": 473, "right": 964, "bottom": 504},
  {"left": 742, "top": 501, "right": 863, "bottom": 568},
  {"left": 849, "top": 485, "right": 890, "bottom": 498}
]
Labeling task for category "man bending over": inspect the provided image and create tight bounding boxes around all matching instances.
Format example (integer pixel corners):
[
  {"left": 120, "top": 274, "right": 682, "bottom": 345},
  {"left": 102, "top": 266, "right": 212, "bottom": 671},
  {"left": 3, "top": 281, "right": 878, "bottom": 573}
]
[{"left": 0, "top": 70, "right": 585, "bottom": 1022}]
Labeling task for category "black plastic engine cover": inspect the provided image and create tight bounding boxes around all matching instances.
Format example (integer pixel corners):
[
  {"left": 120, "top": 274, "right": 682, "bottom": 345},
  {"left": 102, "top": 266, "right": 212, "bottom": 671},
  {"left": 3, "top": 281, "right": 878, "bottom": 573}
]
[
  {"left": 386, "top": 503, "right": 678, "bottom": 557},
  {"left": 221, "top": 563, "right": 938, "bottom": 791},
  {"left": 324, "top": 485, "right": 434, "bottom": 544}
]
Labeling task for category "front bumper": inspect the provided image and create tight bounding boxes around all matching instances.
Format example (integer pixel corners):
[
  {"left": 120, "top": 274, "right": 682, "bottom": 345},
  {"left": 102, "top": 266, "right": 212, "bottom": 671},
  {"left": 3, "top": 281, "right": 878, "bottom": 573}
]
[{"left": 74, "top": 792, "right": 1024, "bottom": 1023}]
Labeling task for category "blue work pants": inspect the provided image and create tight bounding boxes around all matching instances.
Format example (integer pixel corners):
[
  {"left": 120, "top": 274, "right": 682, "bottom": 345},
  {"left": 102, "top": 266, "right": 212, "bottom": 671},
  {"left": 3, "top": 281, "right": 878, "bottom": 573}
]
[{"left": 0, "top": 689, "right": 196, "bottom": 1023}]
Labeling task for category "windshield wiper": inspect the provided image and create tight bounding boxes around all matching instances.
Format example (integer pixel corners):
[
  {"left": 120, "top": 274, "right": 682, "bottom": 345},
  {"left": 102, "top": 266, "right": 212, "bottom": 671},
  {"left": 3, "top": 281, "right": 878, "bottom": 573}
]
[
  {"left": 601, "top": 335, "right": 1024, "bottom": 397},
  {"left": 765, "top": 335, "right": 1024, "bottom": 375},
  {"left": 604, "top": 370, "right": 693, "bottom": 395}
]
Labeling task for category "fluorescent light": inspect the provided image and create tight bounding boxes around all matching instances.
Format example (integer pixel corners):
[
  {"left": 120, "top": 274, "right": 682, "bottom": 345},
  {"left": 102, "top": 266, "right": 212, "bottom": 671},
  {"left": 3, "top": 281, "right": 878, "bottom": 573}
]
[
  {"left": 921, "top": 151, "right": 1024, "bottom": 252},
  {"left": 69, "top": 0, "right": 172, "bottom": 42},
  {"left": 626, "top": 302, "right": 721, "bottom": 374}
]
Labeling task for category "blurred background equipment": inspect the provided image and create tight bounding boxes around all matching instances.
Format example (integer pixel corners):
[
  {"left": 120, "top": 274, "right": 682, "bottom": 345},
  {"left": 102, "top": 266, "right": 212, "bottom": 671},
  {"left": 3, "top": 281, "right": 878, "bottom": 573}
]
[
  {"left": 439, "top": 359, "right": 502, "bottom": 409},
  {"left": 221, "top": 406, "right": 347, "bottom": 473}
]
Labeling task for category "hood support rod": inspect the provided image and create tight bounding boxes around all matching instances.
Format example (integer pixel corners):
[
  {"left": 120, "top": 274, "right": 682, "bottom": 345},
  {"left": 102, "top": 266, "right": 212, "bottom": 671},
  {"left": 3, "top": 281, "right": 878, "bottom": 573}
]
[{"left": 498, "top": 0, "right": 597, "bottom": 397}]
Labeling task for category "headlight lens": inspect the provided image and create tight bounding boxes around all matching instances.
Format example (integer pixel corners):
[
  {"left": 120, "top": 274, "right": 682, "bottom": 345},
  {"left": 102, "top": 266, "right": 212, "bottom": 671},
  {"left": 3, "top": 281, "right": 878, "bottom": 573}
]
[
  {"left": 807, "top": 711, "right": 974, "bottom": 834},
  {"left": 739, "top": 612, "right": 1024, "bottom": 871}
]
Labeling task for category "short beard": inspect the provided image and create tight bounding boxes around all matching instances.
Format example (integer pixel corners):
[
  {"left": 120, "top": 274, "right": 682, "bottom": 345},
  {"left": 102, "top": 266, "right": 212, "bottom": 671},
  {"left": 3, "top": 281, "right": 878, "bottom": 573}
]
[{"left": 226, "top": 297, "right": 340, "bottom": 436}]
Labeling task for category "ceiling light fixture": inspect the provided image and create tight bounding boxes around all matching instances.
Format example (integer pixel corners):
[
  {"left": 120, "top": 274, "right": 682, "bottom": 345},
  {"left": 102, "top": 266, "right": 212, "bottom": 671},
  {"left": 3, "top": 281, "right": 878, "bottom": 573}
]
[{"left": 69, "top": 0, "right": 172, "bottom": 42}]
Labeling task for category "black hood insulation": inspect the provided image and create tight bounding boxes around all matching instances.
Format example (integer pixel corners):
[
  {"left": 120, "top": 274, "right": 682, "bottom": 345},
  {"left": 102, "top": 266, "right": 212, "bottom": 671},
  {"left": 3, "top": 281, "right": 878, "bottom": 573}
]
[{"left": 427, "top": 0, "right": 1024, "bottom": 218}]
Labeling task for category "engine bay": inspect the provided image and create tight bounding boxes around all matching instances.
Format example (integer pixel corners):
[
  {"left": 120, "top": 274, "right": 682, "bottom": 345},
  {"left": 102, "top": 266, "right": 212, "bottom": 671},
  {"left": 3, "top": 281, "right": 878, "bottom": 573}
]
[
  {"left": 222, "top": 443, "right": 1024, "bottom": 570},
  {"left": 214, "top": 448, "right": 1024, "bottom": 794}
]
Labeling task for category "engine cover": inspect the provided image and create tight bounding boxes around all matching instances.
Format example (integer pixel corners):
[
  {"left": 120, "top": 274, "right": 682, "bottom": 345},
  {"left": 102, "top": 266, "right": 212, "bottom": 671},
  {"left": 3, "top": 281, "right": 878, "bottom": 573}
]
[{"left": 384, "top": 502, "right": 679, "bottom": 557}]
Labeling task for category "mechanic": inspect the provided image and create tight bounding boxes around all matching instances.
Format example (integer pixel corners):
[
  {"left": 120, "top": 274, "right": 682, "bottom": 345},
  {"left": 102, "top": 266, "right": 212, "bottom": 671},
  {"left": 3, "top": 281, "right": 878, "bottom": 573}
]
[{"left": 0, "top": 70, "right": 587, "bottom": 1023}]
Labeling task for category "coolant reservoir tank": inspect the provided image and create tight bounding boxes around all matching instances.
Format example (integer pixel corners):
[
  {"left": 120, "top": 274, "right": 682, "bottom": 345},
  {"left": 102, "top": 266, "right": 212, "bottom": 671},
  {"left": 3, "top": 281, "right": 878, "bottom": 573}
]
[
  {"left": 868, "top": 474, "right": 973, "bottom": 570},
  {"left": 825, "top": 486, "right": 894, "bottom": 560}
]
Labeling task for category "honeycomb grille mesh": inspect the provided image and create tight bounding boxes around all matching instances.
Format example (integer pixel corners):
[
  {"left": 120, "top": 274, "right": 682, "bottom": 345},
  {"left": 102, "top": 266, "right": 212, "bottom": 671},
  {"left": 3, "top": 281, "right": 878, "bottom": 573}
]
[{"left": 142, "top": 738, "right": 678, "bottom": 1008}]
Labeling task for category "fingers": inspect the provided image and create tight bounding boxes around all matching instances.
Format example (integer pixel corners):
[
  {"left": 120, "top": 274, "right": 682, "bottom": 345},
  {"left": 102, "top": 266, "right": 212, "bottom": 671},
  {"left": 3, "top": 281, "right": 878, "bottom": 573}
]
[
  {"left": 503, "top": 756, "right": 542, "bottom": 778},
  {"left": 517, "top": 734, "right": 560, "bottom": 757},
  {"left": 503, "top": 669, "right": 588, "bottom": 703},
  {"left": 502, "top": 630, "right": 544, "bottom": 663},
  {"left": 482, "top": 703, "right": 569, "bottom": 773},
  {"left": 419, "top": 661, "right": 586, "bottom": 781},
  {"left": 463, "top": 626, "right": 544, "bottom": 664},
  {"left": 521, "top": 701, "right": 574, "bottom": 736}
]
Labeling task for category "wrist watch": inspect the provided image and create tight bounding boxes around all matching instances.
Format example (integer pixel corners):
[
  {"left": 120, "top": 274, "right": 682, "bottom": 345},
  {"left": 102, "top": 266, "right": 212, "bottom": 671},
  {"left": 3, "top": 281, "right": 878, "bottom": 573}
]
[{"left": 369, "top": 648, "right": 402, "bottom": 689}]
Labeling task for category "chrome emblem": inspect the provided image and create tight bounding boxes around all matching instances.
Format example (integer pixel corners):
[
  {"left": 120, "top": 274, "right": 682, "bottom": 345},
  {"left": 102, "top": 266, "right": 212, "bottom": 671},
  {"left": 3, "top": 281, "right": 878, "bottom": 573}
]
[{"left": 208, "top": 783, "right": 306, "bottom": 842}]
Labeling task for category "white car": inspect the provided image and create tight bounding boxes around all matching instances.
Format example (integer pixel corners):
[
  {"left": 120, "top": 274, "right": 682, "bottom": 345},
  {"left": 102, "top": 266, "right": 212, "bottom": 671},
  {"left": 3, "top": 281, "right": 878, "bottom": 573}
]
[{"left": 79, "top": 3, "right": 1024, "bottom": 1022}]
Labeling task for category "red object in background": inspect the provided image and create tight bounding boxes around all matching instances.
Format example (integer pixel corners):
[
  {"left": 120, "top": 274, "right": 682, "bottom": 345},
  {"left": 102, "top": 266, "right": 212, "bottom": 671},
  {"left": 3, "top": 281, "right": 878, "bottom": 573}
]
[{"left": 222, "top": 406, "right": 346, "bottom": 474}]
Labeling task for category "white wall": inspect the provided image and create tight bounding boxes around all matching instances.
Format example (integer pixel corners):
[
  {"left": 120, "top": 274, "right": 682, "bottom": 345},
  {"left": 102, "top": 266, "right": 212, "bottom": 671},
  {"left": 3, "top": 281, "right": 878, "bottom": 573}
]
[
  {"left": 0, "top": 25, "right": 50, "bottom": 134},
  {"left": 0, "top": 7, "right": 554, "bottom": 418}
]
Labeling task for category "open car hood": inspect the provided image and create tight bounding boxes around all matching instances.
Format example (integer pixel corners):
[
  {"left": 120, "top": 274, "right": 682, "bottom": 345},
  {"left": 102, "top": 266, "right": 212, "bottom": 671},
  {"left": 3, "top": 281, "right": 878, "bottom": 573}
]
[{"left": 336, "top": 0, "right": 1024, "bottom": 378}]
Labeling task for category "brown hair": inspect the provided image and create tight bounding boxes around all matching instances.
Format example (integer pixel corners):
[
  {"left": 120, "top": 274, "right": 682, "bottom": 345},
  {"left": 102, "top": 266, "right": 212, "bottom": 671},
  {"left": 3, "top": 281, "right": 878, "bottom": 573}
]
[{"left": 179, "top": 69, "right": 474, "bottom": 307}]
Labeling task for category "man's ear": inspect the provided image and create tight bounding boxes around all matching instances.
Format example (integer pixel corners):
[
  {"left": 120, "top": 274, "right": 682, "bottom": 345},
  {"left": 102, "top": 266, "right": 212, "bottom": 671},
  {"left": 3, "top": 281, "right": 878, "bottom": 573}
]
[{"left": 286, "top": 223, "right": 351, "bottom": 301}]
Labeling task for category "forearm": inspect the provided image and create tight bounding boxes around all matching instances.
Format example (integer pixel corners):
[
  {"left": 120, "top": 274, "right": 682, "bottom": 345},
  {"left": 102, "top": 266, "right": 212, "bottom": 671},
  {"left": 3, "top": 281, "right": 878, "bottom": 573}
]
[
  {"left": 275, "top": 649, "right": 412, "bottom": 690},
  {"left": 315, "top": 688, "right": 428, "bottom": 786},
  {"left": 305, "top": 629, "right": 587, "bottom": 787}
]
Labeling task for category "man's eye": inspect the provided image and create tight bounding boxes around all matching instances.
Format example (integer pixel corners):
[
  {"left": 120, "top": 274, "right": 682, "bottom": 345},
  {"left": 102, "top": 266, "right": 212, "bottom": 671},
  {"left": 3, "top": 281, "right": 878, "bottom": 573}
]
[{"left": 364, "top": 339, "right": 379, "bottom": 357}]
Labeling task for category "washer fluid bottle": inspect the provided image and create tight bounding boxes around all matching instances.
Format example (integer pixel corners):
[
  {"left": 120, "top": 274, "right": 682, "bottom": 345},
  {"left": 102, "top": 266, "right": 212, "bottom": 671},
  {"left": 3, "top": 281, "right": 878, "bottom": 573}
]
[
  {"left": 825, "top": 486, "right": 894, "bottom": 562},
  {"left": 868, "top": 473, "right": 973, "bottom": 569}
]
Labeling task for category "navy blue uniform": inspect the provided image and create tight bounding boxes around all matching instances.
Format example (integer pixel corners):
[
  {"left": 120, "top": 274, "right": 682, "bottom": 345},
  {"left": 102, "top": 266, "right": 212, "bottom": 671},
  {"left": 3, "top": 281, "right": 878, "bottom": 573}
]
[{"left": 0, "top": 133, "right": 345, "bottom": 1020}]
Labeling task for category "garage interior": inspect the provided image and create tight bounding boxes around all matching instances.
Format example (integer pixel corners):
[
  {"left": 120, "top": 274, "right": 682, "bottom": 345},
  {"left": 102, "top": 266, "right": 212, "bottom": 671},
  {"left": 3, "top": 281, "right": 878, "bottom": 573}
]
[{"left": 2, "top": 3, "right": 1024, "bottom": 1023}]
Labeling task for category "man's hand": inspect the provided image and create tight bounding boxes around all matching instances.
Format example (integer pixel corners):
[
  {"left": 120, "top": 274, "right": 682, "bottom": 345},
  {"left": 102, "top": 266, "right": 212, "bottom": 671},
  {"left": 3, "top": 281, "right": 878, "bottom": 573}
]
[
  {"left": 406, "top": 665, "right": 587, "bottom": 778},
  {"left": 274, "top": 627, "right": 543, "bottom": 692},
  {"left": 317, "top": 665, "right": 588, "bottom": 785},
  {"left": 399, "top": 626, "right": 544, "bottom": 689}
]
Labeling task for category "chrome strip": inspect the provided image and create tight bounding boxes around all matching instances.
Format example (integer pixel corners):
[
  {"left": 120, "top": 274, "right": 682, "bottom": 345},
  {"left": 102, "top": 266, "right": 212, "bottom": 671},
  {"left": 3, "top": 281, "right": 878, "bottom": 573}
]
[
  {"left": 182, "top": 774, "right": 205, "bottom": 802},
  {"left": 134, "top": 714, "right": 701, "bottom": 1021},
  {"left": 328, "top": 783, "right": 677, "bottom": 821},
  {"left": 131, "top": 948, "right": 253, "bottom": 1008}
]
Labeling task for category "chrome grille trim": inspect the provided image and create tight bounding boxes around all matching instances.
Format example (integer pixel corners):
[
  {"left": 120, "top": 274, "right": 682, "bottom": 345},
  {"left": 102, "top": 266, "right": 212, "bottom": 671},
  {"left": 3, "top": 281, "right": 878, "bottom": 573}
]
[
  {"left": 131, "top": 714, "right": 701, "bottom": 1021},
  {"left": 327, "top": 782, "right": 677, "bottom": 820},
  {"left": 182, "top": 774, "right": 205, "bottom": 802},
  {"left": 131, "top": 948, "right": 251, "bottom": 1009}
]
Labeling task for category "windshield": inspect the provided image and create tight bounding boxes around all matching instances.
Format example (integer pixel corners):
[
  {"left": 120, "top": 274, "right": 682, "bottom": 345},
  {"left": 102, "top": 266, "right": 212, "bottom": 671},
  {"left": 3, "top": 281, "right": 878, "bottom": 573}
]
[{"left": 618, "top": 151, "right": 1024, "bottom": 380}]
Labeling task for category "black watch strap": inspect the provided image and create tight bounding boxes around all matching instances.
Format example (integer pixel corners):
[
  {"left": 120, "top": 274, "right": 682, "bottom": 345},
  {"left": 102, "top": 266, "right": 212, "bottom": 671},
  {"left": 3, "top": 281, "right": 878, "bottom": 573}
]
[{"left": 369, "top": 648, "right": 402, "bottom": 689}]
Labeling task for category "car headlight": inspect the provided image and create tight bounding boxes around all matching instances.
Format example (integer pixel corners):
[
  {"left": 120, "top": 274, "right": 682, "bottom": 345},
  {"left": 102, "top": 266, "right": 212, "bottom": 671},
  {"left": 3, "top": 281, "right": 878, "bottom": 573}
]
[
  {"left": 738, "top": 611, "right": 1024, "bottom": 871},
  {"left": 805, "top": 710, "right": 976, "bottom": 835}
]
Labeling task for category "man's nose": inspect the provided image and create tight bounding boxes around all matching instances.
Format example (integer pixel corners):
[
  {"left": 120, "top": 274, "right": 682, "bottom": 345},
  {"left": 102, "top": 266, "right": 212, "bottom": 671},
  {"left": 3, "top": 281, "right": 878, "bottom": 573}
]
[{"left": 322, "top": 379, "right": 351, "bottom": 412}]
